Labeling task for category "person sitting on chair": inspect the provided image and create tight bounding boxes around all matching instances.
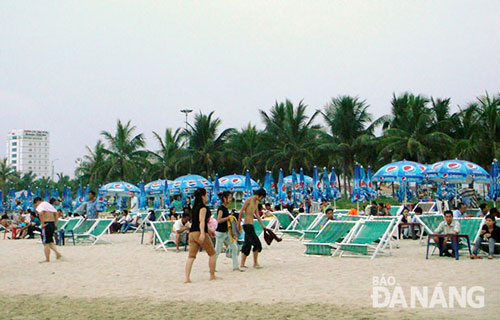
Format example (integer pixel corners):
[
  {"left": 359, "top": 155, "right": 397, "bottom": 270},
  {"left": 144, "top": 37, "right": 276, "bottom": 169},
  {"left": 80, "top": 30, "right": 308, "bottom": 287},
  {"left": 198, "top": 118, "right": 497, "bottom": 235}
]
[
  {"left": 453, "top": 203, "right": 469, "bottom": 218},
  {"left": 471, "top": 214, "right": 500, "bottom": 260},
  {"left": 172, "top": 213, "right": 191, "bottom": 252},
  {"left": 479, "top": 203, "right": 489, "bottom": 217},
  {"left": 434, "top": 210, "right": 461, "bottom": 257}
]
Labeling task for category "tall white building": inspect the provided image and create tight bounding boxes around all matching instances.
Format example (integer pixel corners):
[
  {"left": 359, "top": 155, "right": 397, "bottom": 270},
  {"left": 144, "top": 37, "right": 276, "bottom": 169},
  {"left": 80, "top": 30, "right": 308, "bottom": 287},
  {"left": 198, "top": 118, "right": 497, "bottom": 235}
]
[{"left": 6, "top": 130, "right": 50, "bottom": 178}]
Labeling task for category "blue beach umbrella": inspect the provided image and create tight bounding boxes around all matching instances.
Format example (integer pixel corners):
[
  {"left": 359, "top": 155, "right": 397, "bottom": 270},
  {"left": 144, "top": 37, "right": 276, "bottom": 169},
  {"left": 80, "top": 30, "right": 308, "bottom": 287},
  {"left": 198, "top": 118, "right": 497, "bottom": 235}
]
[
  {"left": 425, "top": 159, "right": 490, "bottom": 184},
  {"left": 163, "top": 179, "right": 171, "bottom": 208},
  {"left": 138, "top": 181, "right": 147, "bottom": 210},
  {"left": 44, "top": 187, "right": 50, "bottom": 202},
  {"left": 330, "top": 168, "right": 340, "bottom": 200},
  {"left": 373, "top": 160, "right": 427, "bottom": 183},
  {"left": 218, "top": 174, "right": 259, "bottom": 192},
  {"left": 172, "top": 175, "right": 212, "bottom": 196},
  {"left": 311, "top": 166, "right": 320, "bottom": 201},
  {"left": 291, "top": 169, "right": 298, "bottom": 204},
  {"left": 8, "top": 188, "right": 16, "bottom": 210},
  {"left": 487, "top": 160, "right": 500, "bottom": 202},
  {"left": 75, "top": 185, "right": 83, "bottom": 208},
  {"left": 211, "top": 174, "right": 221, "bottom": 207},
  {"left": 100, "top": 181, "right": 141, "bottom": 197},
  {"left": 277, "top": 168, "right": 286, "bottom": 205}
]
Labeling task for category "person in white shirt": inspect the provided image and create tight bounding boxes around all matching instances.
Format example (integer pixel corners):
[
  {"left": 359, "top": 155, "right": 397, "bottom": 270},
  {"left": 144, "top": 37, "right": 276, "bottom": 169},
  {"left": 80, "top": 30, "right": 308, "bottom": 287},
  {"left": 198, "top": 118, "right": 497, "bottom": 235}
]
[
  {"left": 434, "top": 210, "right": 461, "bottom": 257},
  {"left": 172, "top": 213, "right": 191, "bottom": 252},
  {"left": 120, "top": 210, "right": 136, "bottom": 233},
  {"left": 453, "top": 203, "right": 468, "bottom": 218},
  {"left": 130, "top": 194, "right": 139, "bottom": 213}
]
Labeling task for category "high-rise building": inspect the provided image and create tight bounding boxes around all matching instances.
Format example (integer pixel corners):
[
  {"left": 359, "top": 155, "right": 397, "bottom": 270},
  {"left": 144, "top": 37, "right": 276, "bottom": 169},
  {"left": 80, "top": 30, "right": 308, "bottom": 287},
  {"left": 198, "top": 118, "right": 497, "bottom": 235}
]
[{"left": 6, "top": 130, "right": 50, "bottom": 178}]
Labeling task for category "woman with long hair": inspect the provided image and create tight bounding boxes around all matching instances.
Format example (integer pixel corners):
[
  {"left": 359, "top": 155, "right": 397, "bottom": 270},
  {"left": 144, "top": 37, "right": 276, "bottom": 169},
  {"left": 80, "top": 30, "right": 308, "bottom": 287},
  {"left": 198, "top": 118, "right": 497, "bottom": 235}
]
[
  {"left": 214, "top": 191, "right": 243, "bottom": 272},
  {"left": 184, "top": 188, "right": 221, "bottom": 283}
]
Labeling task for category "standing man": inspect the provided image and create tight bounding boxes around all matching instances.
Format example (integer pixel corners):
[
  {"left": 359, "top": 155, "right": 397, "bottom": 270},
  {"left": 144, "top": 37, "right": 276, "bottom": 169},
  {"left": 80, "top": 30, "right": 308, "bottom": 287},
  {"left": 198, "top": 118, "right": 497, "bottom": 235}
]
[
  {"left": 33, "top": 197, "right": 62, "bottom": 263},
  {"left": 238, "top": 189, "right": 267, "bottom": 269},
  {"left": 130, "top": 192, "right": 139, "bottom": 213},
  {"left": 74, "top": 191, "right": 100, "bottom": 219}
]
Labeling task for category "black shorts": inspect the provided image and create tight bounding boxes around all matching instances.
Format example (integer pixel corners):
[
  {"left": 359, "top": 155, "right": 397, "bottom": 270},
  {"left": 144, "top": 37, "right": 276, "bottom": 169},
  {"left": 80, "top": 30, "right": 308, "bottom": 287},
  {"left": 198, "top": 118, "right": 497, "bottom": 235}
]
[
  {"left": 241, "top": 224, "right": 262, "bottom": 256},
  {"left": 42, "top": 222, "right": 55, "bottom": 244}
]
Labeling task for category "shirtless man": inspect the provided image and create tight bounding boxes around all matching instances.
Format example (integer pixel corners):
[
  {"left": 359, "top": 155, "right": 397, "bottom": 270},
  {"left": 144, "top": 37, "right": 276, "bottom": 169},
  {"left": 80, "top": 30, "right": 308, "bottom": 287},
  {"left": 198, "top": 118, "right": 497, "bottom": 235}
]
[
  {"left": 33, "top": 197, "right": 62, "bottom": 263},
  {"left": 238, "top": 189, "right": 267, "bottom": 268}
]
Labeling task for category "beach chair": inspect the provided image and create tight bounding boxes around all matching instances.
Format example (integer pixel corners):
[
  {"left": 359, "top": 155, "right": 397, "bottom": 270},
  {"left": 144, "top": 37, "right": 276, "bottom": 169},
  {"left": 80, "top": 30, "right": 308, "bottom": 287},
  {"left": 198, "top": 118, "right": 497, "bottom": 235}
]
[
  {"left": 413, "top": 214, "right": 443, "bottom": 241},
  {"left": 412, "top": 201, "right": 438, "bottom": 214},
  {"left": 302, "top": 215, "right": 330, "bottom": 240},
  {"left": 425, "top": 217, "right": 483, "bottom": 258},
  {"left": 73, "top": 219, "right": 98, "bottom": 238},
  {"left": 151, "top": 221, "right": 175, "bottom": 252},
  {"left": 336, "top": 214, "right": 365, "bottom": 222},
  {"left": 75, "top": 219, "right": 114, "bottom": 245},
  {"left": 134, "top": 212, "right": 152, "bottom": 234},
  {"left": 304, "top": 221, "right": 357, "bottom": 256},
  {"left": 281, "top": 213, "right": 322, "bottom": 240},
  {"left": 388, "top": 205, "right": 403, "bottom": 216},
  {"left": 58, "top": 217, "right": 82, "bottom": 246},
  {"left": 272, "top": 211, "right": 295, "bottom": 230},
  {"left": 334, "top": 209, "right": 351, "bottom": 214},
  {"left": 334, "top": 218, "right": 398, "bottom": 259}
]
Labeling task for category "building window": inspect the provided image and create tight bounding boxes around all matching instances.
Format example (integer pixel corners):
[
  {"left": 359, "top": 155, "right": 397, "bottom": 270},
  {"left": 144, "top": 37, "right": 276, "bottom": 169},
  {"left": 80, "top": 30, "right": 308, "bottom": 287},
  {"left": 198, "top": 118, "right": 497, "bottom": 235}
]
[
  {"left": 11, "top": 148, "right": 17, "bottom": 152},
  {"left": 12, "top": 142, "right": 17, "bottom": 146},
  {"left": 11, "top": 160, "right": 16, "bottom": 164},
  {"left": 12, "top": 153, "right": 16, "bottom": 158},
  {"left": 12, "top": 166, "right": 16, "bottom": 170}
]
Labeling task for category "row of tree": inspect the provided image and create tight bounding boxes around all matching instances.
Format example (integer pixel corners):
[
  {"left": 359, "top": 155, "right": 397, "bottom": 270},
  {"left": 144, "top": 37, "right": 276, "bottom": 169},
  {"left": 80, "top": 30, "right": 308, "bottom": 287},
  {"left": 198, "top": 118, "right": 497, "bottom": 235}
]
[{"left": 1, "top": 92, "right": 499, "bottom": 200}]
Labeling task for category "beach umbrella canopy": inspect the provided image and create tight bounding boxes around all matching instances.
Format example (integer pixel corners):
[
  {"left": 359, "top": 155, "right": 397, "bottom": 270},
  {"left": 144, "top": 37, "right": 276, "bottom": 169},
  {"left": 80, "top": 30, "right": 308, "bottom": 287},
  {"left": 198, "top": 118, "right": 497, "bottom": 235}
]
[
  {"left": 284, "top": 174, "right": 313, "bottom": 189},
  {"left": 44, "top": 187, "right": 49, "bottom": 202},
  {"left": 364, "top": 166, "right": 377, "bottom": 200},
  {"left": 425, "top": 159, "right": 490, "bottom": 184},
  {"left": 329, "top": 168, "right": 341, "bottom": 200},
  {"left": 242, "top": 170, "right": 253, "bottom": 202},
  {"left": 211, "top": 174, "right": 221, "bottom": 207},
  {"left": 277, "top": 168, "right": 287, "bottom": 205},
  {"left": 263, "top": 171, "right": 274, "bottom": 201},
  {"left": 145, "top": 180, "right": 178, "bottom": 196},
  {"left": 351, "top": 164, "right": 366, "bottom": 203},
  {"left": 172, "top": 174, "right": 212, "bottom": 195},
  {"left": 75, "top": 185, "right": 83, "bottom": 208},
  {"left": 218, "top": 174, "right": 259, "bottom": 192},
  {"left": 487, "top": 160, "right": 500, "bottom": 201},
  {"left": 8, "top": 188, "right": 15, "bottom": 210},
  {"left": 83, "top": 185, "right": 90, "bottom": 202},
  {"left": 138, "top": 181, "right": 147, "bottom": 209},
  {"left": 373, "top": 160, "right": 427, "bottom": 183},
  {"left": 35, "top": 187, "right": 41, "bottom": 199},
  {"left": 99, "top": 181, "right": 141, "bottom": 197},
  {"left": 312, "top": 166, "right": 320, "bottom": 201}
]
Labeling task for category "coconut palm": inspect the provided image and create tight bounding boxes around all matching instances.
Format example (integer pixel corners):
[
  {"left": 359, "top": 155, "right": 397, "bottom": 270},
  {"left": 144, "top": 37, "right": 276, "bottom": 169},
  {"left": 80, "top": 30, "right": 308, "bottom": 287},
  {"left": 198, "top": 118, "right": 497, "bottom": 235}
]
[
  {"left": 0, "top": 158, "right": 16, "bottom": 201},
  {"left": 226, "top": 124, "right": 263, "bottom": 177},
  {"left": 183, "top": 111, "right": 234, "bottom": 177},
  {"left": 259, "top": 100, "right": 320, "bottom": 172},
  {"left": 149, "top": 128, "right": 185, "bottom": 180},
  {"left": 75, "top": 140, "right": 110, "bottom": 186},
  {"left": 100, "top": 120, "right": 149, "bottom": 182},
  {"left": 319, "top": 95, "right": 377, "bottom": 196},
  {"left": 378, "top": 93, "right": 453, "bottom": 164}
]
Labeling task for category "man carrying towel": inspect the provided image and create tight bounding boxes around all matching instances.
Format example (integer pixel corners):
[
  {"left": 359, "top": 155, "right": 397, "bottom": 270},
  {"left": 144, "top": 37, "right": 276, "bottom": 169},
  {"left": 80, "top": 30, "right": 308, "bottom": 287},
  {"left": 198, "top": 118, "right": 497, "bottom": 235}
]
[
  {"left": 238, "top": 189, "right": 267, "bottom": 269},
  {"left": 33, "top": 197, "right": 62, "bottom": 263}
]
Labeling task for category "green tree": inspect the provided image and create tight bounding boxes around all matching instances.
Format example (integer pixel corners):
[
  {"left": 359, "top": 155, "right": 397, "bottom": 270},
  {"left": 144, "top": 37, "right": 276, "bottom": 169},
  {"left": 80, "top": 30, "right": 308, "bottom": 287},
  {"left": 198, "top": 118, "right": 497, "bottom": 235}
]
[{"left": 149, "top": 128, "right": 185, "bottom": 180}]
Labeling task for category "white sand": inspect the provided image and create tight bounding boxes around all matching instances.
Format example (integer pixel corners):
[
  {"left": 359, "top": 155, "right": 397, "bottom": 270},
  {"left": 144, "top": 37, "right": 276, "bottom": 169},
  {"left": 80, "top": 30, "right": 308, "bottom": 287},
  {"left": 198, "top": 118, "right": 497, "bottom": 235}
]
[{"left": 1, "top": 232, "right": 498, "bottom": 318}]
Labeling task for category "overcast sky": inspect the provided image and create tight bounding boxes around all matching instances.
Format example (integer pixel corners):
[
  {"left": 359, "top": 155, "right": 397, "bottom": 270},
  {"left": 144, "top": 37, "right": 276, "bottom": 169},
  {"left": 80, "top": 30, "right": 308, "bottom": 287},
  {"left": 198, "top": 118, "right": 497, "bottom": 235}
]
[{"left": 1, "top": 1, "right": 499, "bottom": 177}]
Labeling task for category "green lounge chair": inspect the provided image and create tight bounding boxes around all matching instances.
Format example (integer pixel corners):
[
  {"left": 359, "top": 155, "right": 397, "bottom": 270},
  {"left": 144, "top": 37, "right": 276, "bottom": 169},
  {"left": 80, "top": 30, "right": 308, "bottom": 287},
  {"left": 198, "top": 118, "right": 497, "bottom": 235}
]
[
  {"left": 281, "top": 213, "right": 322, "bottom": 239},
  {"left": 151, "top": 221, "right": 175, "bottom": 252},
  {"left": 75, "top": 219, "right": 114, "bottom": 245},
  {"left": 334, "top": 209, "right": 350, "bottom": 214},
  {"left": 336, "top": 214, "right": 365, "bottom": 222},
  {"left": 73, "top": 219, "right": 98, "bottom": 238},
  {"left": 334, "top": 218, "right": 398, "bottom": 259},
  {"left": 413, "top": 214, "right": 444, "bottom": 241},
  {"left": 388, "top": 206, "right": 403, "bottom": 216},
  {"left": 58, "top": 218, "right": 83, "bottom": 246},
  {"left": 303, "top": 215, "right": 329, "bottom": 240},
  {"left": 304, "top": 221, "right": 357, "bottom": 256},
  {"left": 272, "top": 211, "right": 295, "bottom": 230}
]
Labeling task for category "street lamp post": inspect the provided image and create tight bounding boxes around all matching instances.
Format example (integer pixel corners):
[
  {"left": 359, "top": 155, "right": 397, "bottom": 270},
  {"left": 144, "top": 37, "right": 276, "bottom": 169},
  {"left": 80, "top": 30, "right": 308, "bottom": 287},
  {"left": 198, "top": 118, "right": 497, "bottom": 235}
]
[
  {"left": 51, "top": 158, "right": 59, "bottom": 182},
  {"left": 180, "top": 109, "right": 193, "bottom": 131}
]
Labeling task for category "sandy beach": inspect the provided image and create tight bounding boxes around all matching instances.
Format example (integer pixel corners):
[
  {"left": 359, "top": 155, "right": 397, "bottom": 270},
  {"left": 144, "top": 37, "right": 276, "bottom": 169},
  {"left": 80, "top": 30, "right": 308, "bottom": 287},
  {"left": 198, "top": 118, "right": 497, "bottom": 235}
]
[{"left": 1, "top": 232, "right": 498, "bottom": 319}]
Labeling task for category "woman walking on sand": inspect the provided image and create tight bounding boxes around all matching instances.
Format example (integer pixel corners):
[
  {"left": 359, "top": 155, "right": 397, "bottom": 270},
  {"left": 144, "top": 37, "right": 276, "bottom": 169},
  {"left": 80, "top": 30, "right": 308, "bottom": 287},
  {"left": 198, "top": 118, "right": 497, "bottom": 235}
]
[{"left": 184, "top": 188, "right": 221, "bottom": 283}]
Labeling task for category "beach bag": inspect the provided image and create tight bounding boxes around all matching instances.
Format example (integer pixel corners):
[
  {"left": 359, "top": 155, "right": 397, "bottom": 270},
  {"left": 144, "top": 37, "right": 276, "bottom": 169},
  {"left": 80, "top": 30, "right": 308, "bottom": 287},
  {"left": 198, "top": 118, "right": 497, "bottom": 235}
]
[{"left": 208, "top": 216, "right": 218, "bottom": 233}]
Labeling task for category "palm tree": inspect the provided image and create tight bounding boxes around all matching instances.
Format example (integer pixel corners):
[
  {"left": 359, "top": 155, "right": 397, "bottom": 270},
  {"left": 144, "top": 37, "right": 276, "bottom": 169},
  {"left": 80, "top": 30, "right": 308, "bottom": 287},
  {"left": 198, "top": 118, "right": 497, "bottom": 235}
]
[
  {"left": 75, "top": 140, "right": 110, "bottom": 186},
  {"left": 320, "top": 95, "right": 376, "bottom": 196},
  {"left": 150, "top": 128, "right": 185, "bottom": 180},
  {"left": 101, "top": 120, "right": 149, "bottom": 182},
  {"left": 378, "top": 93, "right": 453, "bottom": 164},
  {"left": 0, "top": 158, "right": 16, "bottom": 201},
  {"left": 226, "top": 124, "right": 263, "bottom": 177},
  {"left": 183, "top": 111, "right": 234, "bottom": 177},
  {"left": 476, "top": 93, "right": 500, "bottom": 164},
  {"left": 259, "top": 100, "right": 320, "bottom": 172}
]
